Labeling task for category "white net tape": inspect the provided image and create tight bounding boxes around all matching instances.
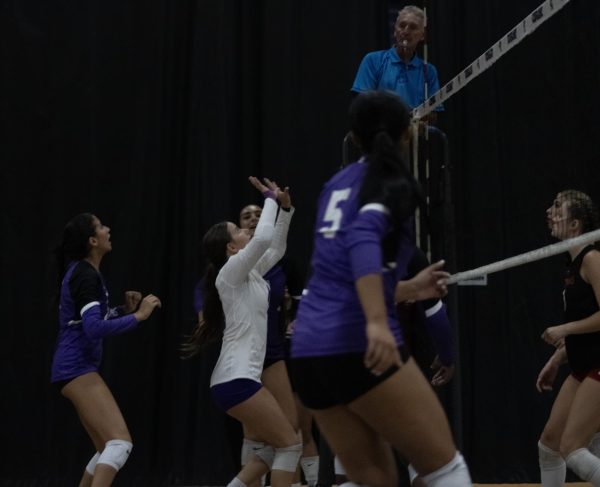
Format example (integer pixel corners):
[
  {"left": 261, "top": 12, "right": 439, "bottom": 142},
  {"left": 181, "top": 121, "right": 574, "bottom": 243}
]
[
  {"left": 448, "top": 228, "right": 600, "bottom": 284},
  {"left": 413, "top": 0, "right": 571, "bottom": 120}
]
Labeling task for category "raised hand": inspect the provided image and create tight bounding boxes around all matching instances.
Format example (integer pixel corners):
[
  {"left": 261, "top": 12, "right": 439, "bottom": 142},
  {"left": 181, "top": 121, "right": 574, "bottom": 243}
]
[
  {"left": 248, "top": 176, "right": 291, "bottom": 208},
  {"left": 264, "top": 178, "right": 291, "bottom": 209},
  {"left": 249, "top": 176, "right": 271, "bottom": 195},
  {"left": 134, "top": 294, "right": 162, "bottom": 322}
]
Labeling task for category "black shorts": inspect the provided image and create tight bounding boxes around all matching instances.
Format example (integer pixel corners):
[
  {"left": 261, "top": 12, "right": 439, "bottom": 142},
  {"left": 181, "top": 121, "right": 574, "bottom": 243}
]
[
  {"left": 290, "top": 346, "right": 410, "bottom": 410},
  {"left": 283, "top": 336, "right": 297, "bottom": 392}
]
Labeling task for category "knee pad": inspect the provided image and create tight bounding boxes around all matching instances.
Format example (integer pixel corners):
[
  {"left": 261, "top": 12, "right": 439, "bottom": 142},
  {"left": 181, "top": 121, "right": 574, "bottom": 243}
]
[
  {"left": 272, "top": 443, "right": 302, "bottom": 472},
  {"left": 97, "top": 439, "right": 133, "bottom": 471},
  {"left": 256, "top": 445, "right": 275, "bottom": 468},
  {"left": 421, "top": 452, "right": 471, "bottom": 487},
  {"left": 85, "top": 452, "right": 100, "bottom": 475},
  {"left": 538, "top": 440, "right": 565, "bottom": 469},
  {"left": 241, "top": 439, "right": 265, "bottom": 466}
]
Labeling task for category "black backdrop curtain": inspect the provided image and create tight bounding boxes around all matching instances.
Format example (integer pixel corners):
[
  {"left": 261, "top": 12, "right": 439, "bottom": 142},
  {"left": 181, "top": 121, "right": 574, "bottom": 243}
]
[
  {"left": 427, "top": 0, "right": 600, "bottom": 482},
  {"left": 2, "top": 0, "right": 600, "bottom": 485},
  {"left": 1, "top": 1, "right": 389, "bottom": 486}
]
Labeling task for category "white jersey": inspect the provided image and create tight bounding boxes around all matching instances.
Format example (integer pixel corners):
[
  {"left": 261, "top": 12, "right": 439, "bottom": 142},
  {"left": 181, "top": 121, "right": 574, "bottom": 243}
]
[{"left": 210, "top": 198, "right": 294, "bottom": 386}]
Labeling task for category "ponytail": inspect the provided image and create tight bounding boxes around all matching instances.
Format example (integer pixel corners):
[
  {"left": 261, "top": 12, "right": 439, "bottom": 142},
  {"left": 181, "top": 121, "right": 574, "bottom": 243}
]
[
  {"left": 181, "top": 221, "right": 231, "bottom": 359},
  {"left": 349, "top": 90, "right": 421, "bottom": 227},
  {"left": 181, "top": 263, "right": 226, "bottom": 358},
  {"left": 55, "top": 212, "right": 96, "bottom": 292},
  {"left": 359, "top": 131, "right": 420, "bottom": 226}
]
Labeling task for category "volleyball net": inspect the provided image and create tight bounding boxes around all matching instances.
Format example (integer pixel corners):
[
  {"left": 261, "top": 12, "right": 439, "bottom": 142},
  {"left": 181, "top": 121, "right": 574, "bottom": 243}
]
[{"left": 407, "top": 0, "right": 600, "bottom": 285}]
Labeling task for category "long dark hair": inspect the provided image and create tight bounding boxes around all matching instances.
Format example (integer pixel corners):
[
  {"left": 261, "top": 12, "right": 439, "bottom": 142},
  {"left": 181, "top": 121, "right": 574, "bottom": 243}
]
[
  {"left": 181, "top": 221, "right": 231, "bottom": 358},
  {"left": 350, "top": 90, "right": 420, "bottom": 226},
  {"left": 54, "top": 213, "right": 96, "bottom": 288}
]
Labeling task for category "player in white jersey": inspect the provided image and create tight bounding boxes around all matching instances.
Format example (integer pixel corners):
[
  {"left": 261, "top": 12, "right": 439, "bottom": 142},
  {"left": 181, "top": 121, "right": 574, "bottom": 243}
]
[{"left": 182, "top": 177, "right": 301, "bottom": 487}]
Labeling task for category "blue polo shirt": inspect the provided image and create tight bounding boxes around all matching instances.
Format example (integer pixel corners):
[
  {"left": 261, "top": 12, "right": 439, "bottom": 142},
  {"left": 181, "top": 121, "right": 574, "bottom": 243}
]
[{"left": 351, "top": 47, "right": 443, "bottom": 111}]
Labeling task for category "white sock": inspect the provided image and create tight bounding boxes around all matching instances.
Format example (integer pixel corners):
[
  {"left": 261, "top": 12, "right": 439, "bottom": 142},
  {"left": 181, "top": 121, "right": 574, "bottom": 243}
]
[
  {"left": 338, "top": 483, "right": 366, "bottom": 487},
  {"left": 538, "top": 440, "right": 566, "bottom": 487},
  {"left": 421, "top": 452, "right": 471, "bottom": 487},
  {"left": 334, "top": 455, "right": 347, "bottom": 475},
  {"left": 566, "top": 448, "right": 600, "bottom": 485},
  {"left": 408, "top": 464, "right": 419, "bottom": 484},
  {"left": 301, "top": 455, "right": 319, "bottom": 486},
  {"left": 227, "top": 477, "right": 247, "bottom": 487}
]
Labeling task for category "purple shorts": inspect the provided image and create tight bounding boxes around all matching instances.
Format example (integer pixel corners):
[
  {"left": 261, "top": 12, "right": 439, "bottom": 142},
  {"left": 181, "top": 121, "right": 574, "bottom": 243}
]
[{"left": 211, "top": 378, "right": 262, "bottom": 411}]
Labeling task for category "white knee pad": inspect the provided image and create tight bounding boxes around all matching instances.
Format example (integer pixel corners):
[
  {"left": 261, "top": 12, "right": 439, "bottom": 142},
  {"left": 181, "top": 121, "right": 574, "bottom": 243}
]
[
  {"left": 272, "top": 443, "right": 302, "bottom": 472},
  {"left": 97, "top": 439, "right": 133, "bottom": 471},
  {"left": 566, "top": 448, "right": 600, "bottom": 483},
  {"left": 241, "top": 439, "right": 265, "bottom": 466},
  {"left": 85, "top": 452, "right": 100, "bottom": 475},
  {"left": 334, "top": 455, "right": 346, "bottom": 475},
  {"left": 421, "top": 452, "right": 471, "bottom": 487},
  {"left": 256, "top": 445, "right": 275, "bottom": 468},
  {"left": 590, "top": 433, "right": 600, "bottom": 457}
]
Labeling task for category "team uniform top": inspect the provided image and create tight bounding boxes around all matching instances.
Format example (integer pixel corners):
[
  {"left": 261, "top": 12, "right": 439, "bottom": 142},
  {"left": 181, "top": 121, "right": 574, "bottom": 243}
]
[
  {"left": 564, "top": 245, "right": 600, "bottom": 376},
  {"left": 194, "top": 263, "right": 288, "bottom": 364},
  {"left": 51, "top": 260, "right": 138, "bottom": 383},
  {"left": 210, "top": 198, "right": 294, "bottom": 387},
  {"left": 351, "top": 48, "right": 443, "bottom": 111},
  {"left": 292, "top": 160, "right": 414, "bottom": 358}
]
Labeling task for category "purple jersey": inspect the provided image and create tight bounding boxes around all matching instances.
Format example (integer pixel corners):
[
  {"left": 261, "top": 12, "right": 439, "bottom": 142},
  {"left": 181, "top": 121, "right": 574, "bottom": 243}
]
[
  {"left": 51, "top": 260, "right": 137, "bottom": 382},
  {"left": 292, "top": 161, "right": 414, "bottom": 357}
]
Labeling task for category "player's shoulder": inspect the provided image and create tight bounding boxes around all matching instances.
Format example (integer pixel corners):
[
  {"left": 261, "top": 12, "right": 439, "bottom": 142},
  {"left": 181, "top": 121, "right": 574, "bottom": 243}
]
[{"left": 71, "top": 260, "right": 99, "bottom": 280}]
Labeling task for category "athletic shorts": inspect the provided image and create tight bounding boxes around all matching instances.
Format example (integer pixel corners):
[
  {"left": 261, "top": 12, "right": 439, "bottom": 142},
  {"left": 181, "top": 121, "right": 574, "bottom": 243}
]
[
  {"left": 571, "top": 368, "right": 600, "bottom": 383},
  {"left": 283, "top": 337, "right": 297, "bottom": 392},
  {"left": 211, "top": 378, "right": 262, "bottom": 411},
  {"left": 290, "top": 346, "right": 410, "bottom": 410}
]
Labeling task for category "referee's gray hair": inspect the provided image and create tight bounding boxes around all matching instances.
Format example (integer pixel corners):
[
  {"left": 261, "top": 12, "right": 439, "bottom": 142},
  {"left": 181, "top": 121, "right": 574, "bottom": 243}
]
[{"left": 396, "top": 5, "right": 425, "bottom": 27}]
